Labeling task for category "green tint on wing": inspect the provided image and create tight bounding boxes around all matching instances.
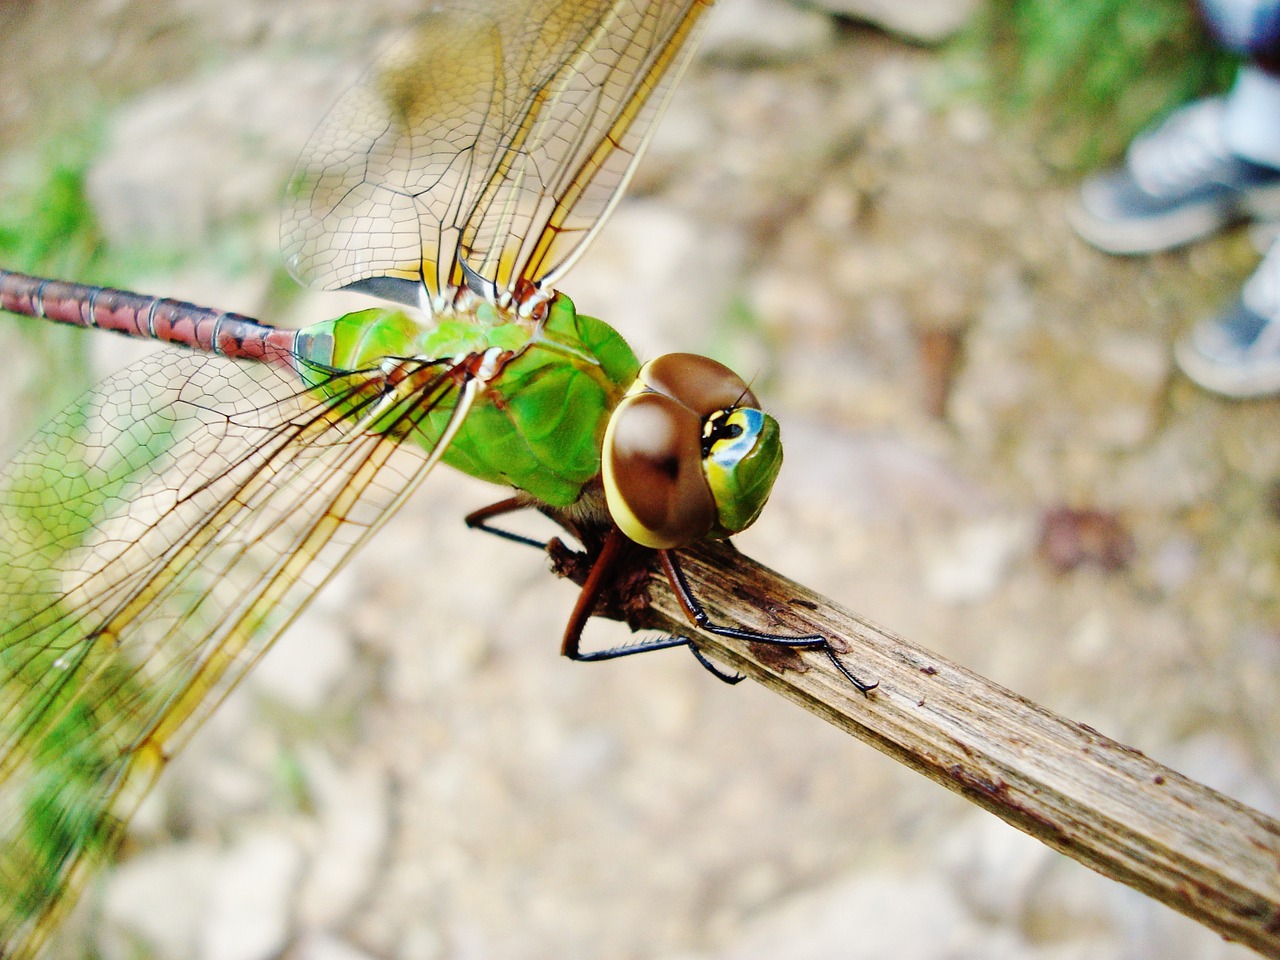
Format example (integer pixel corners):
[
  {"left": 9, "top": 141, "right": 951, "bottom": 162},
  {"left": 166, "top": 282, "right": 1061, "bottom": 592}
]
[
  {"left": 281, "top": 0, "right": 716, "bottom": 303},
  {"left": 0, "top": 394, "right": 179, "bottom": 938},
  {"left": 0, "top": 349, "right": 463, "bottom": 959}
]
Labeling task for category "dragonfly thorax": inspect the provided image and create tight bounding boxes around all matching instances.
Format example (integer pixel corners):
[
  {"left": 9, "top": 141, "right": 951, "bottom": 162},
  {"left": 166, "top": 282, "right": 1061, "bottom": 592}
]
[
  {"left": 602, "top": 354, "right": 783, "bottom": 550},
  {"left": 295, "top": 292, "right": 642, "bottom": 509}
]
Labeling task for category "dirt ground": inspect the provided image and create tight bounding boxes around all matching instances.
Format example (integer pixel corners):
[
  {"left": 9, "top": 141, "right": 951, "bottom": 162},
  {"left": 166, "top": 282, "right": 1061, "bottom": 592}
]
[{"left": 1, "top": 2, "right": 1278, "bottom": 958}]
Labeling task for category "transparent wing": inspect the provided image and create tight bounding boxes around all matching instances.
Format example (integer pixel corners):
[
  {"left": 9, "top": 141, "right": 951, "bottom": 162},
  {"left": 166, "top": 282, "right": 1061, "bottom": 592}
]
[
  {"left": 281, "top": 0, "right": 714, "bottom": 304},
  {"left": 0, "top": 350, "right": 461, "bottom": 959}
]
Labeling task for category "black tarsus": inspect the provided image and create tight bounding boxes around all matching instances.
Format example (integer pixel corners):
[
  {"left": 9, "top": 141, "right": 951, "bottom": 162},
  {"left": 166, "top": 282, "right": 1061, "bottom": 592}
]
[{"left": 659, "top": 549, "right": 878, "bottom": 696}]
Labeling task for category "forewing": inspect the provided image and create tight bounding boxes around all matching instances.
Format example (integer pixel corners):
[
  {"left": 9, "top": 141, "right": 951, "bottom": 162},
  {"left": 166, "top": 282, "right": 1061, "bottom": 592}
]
[
  {"left": 0, "top": 350, "right": 452, "bottom": 959},
  {"left": 281, "top": 0, "right": 714, "bottom": 302}
]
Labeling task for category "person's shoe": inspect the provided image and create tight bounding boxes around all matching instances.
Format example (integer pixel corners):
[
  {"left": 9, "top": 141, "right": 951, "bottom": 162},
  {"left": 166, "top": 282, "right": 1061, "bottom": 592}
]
[
  {"left": 1068, "top": 97, "right": 1280, "bottom": 254},
  {"left": 1175, "top": 240, "right": 1280, "bottom": 397}
]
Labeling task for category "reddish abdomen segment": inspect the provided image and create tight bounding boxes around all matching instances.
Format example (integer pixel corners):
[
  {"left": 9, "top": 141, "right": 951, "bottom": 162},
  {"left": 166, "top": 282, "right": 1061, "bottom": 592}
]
[{"left": 0, "top": 269, "right": 297, "bottom": 368}]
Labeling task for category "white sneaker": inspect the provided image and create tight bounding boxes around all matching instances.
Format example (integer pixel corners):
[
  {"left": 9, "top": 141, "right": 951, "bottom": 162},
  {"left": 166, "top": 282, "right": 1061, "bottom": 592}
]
[
  {"left": 1068, "top": 98, "right": 1280, "bottom": 254},
  {"left": 1175, "top": 238, "right": 1280, "bottom": 397}
]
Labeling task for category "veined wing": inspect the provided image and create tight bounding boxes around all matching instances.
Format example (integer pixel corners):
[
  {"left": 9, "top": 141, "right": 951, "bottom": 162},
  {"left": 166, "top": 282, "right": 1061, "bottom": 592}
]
[
  {"left": 281, "top": 0, "right": 715, "bottom": 307},
  {"left": 0, "top": 348, "right": 465, "bottom": 959}
]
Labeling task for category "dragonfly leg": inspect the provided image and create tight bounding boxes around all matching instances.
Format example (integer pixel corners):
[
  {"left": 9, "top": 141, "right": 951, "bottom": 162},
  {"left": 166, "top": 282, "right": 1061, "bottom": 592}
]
[
  {"left": 464, "top": 497, "right": 547, "bottom": 550},
  {"left": 659, "top": 550, "right": 878, "bottom": 695},
  {"left": 560, "top": 528, "right": 743, "bottom": 684}
]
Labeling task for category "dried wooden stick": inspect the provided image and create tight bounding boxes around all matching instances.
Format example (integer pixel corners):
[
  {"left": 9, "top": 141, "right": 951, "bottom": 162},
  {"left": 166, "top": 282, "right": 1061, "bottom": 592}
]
[{"left": 624, "top": 540, "right": 1280, "bottom": 958}]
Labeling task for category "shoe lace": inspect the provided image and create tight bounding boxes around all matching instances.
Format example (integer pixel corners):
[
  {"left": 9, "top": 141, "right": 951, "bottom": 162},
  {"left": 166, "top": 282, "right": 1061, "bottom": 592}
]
[{"left": 1127, "top": 98, "right": 1232, "bottom": 198}]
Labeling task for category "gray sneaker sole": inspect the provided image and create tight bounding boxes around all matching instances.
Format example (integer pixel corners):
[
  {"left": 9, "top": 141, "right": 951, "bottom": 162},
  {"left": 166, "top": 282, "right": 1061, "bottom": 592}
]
[
  {"left": 1067, "top": 181, "right": 1280, "bottom": 256},
  {"left": 1174, "top": 334, "right": 1280, "bottom": 398}
]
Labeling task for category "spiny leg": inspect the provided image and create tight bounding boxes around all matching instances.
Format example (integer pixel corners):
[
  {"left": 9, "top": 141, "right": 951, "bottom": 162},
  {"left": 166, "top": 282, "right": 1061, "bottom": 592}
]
[
  {"left": 463, "top": 502, "right": 715, "bottom": 669},
  {"left": 659, "top": 550, "right": 878, "bottom": 695},
  {"left": 560, "top": 528, "right": 743, "bottom": 684},
  {"left": 468, "top": 505, "right": 745, "bottom": 685}
]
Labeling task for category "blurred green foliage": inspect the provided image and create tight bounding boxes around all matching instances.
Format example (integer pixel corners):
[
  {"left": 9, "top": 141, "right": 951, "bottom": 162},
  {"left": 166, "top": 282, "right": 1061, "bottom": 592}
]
[
  {"left": 0, "top": 135, "right": 109, "bottom": 281},
  {"left": 0, "top": 139, "right": 106, "bottom": 422},
  {"left": 968, "top": 0, "right": 1239, "bottom": 169},
  {"left": 0, "top": 131, "right": 220, "bottom": 429}
]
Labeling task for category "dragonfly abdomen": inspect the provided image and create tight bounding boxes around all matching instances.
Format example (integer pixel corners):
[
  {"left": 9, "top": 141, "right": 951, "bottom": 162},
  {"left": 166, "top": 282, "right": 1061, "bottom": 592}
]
[{"left": 0, "top": 269, "right": 297, "bottom": 367}]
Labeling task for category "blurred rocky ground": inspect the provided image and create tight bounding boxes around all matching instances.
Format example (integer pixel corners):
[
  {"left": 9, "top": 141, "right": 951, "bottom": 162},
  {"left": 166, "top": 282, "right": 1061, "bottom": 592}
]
[{"left": 1, "top": 0, "right": 1278, "bottom": 958}]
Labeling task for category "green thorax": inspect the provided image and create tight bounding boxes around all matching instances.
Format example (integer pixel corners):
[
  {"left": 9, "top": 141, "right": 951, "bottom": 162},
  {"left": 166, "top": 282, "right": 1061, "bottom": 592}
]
[{"left": 293, "top": 293, "right": 639, "bottom": 507}]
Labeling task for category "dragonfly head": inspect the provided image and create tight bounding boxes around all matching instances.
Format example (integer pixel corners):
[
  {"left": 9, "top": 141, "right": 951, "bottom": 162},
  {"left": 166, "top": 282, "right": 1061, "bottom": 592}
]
[{"left": 602, "top": 354, "right": 783, "bottom": 550}]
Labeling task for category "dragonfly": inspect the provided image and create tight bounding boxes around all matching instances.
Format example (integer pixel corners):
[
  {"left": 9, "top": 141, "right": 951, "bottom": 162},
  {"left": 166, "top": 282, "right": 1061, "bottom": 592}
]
[{"left": 0, "top": 0, "right": 874, "bottom": 955}]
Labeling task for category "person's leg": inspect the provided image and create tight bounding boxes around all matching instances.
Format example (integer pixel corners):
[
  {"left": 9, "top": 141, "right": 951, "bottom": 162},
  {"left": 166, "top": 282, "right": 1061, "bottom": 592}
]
[
  {"left": 1169, "top": 1, "right": 1280, "bottom": 395},
  {"left": 1222, "top": 65, "right": 1280, "bottom": 167},
  {"left": 1202, "top": 0, "right": 1280, "bottom": 162},
  {"left": 1195, "top": 0, "right": 1280, "bottom": 60}
]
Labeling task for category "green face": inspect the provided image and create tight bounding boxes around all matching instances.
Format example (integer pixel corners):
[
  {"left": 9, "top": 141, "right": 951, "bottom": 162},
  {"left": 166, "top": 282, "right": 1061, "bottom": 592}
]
[{"left": 703, "top": 407, "right": 783, "bottom": 537}]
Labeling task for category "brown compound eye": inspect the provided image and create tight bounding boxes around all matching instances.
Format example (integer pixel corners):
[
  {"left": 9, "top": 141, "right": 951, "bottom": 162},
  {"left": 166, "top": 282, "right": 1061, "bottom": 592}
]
[
  {"left": 634, "top": 353, "right": 759, "bottom": 417},
  {"left": 602, "top": 391, "right": 717, "bottom": 549}
]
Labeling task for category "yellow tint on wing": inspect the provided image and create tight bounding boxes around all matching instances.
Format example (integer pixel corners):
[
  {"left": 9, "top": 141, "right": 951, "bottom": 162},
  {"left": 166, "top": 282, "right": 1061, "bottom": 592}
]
[{"left": 282, "top": 0, "right": 715, "bottom": 304}]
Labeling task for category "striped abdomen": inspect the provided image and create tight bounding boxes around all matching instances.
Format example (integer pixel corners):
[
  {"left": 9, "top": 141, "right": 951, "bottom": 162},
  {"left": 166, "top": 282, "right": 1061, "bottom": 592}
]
[{"left": 0, "top": 269, "right": 296, "bottom": 367}]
